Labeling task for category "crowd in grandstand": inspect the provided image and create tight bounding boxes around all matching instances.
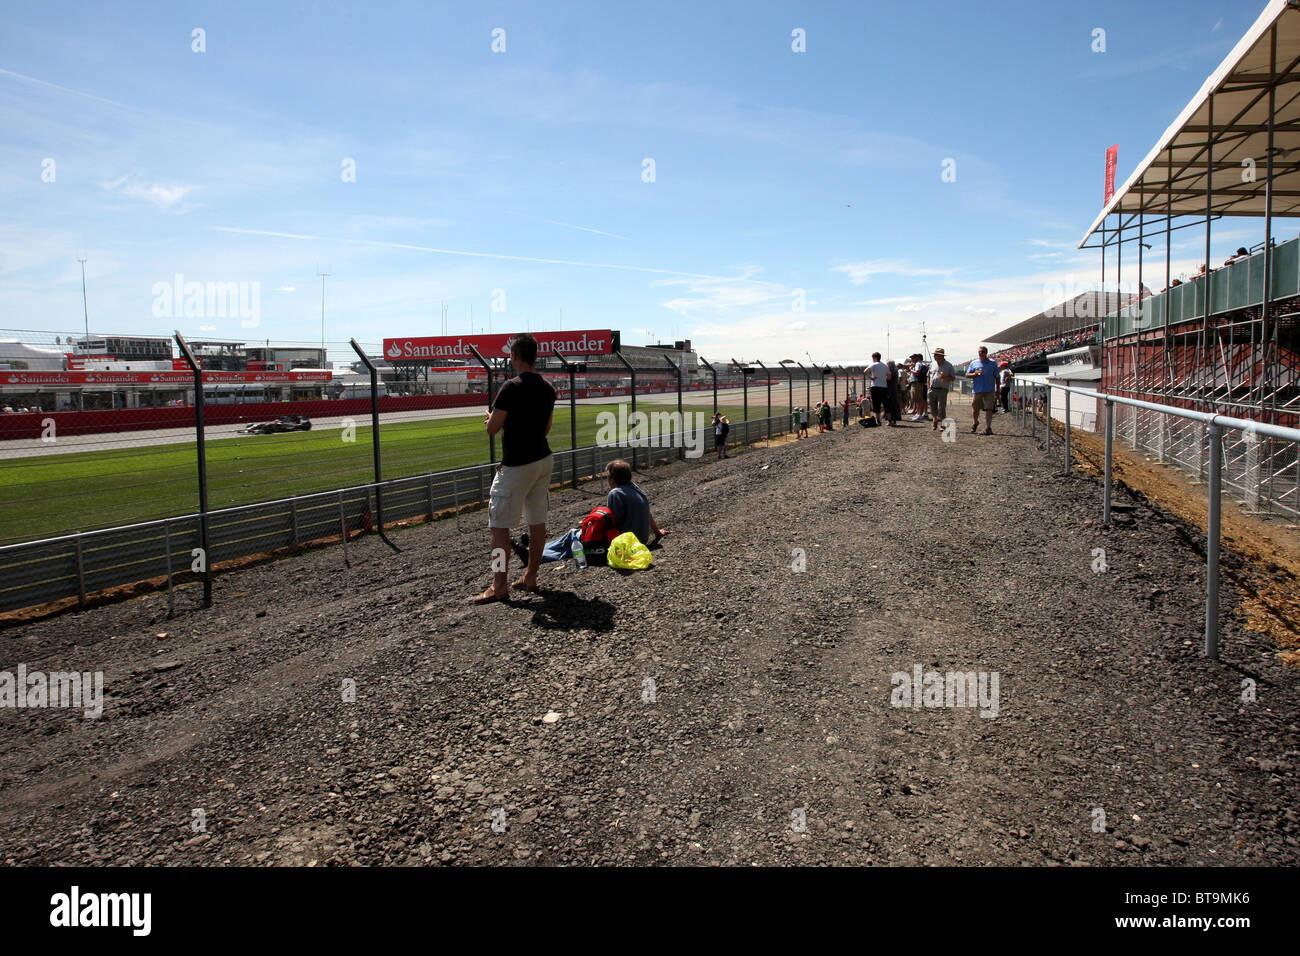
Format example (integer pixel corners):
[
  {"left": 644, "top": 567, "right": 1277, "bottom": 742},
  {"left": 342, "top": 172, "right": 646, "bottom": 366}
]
[{"left": 989, "top": 327, "right": 1097, "bottom": 368}]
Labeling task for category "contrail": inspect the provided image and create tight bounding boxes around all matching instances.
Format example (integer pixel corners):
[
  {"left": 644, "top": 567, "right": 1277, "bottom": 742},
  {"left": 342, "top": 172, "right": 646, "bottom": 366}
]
[
  {"left": 211, "top": 226, "right": 781, "bottom": 286},
  {"left": 537, "top": 218, "right": 631, "bottom": 241},
  {"left": 0, "top": 67, "right": 143, "bottom": 113}
]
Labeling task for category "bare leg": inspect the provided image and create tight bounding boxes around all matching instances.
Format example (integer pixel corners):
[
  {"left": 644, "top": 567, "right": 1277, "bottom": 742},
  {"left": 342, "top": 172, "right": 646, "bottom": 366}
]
[
  {"left": 521, "top": 523, "right": 545, "bottom": 587},
  {"left": 473, "top": 526, "right": 512, "bottom": 602}
]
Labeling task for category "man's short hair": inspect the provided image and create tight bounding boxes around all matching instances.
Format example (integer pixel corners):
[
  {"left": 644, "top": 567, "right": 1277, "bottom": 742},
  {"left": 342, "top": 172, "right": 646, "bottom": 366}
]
[
  {"left": 510, "top": 333, "right": 539, "bottom": 365},
  {"left": 872, "top": 352, "right": 881, "bottom": 361},
  {"left": 607, "top": 459, "right": 633, "bottom": 485}
]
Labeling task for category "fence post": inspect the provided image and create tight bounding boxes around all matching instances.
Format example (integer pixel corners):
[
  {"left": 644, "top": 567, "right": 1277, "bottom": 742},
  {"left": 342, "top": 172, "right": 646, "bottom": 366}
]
[
  {"left": 663, "top": 354, "right": 683, "bottom": 460},
  {"left": 795, "top": 360, "right": 810, "bottom": 408},
  {"left": 1063, "top": 389, "right": 1072, "bottom": 476},
  {"left": 468, "top": 344, "right": 497, "bottom": 464},
  {"left": 338, "top": 490, "right": 350, "bottom": 567},
  {"left": 1104, "top": 400, "right": 1114, "bottom": 526},
  {"left": 555, "top": 350, "right": 580, "bottom": 486},
  {"left": 699, "top": 357, "right": 718, "bottom": 418},
  {"left": 614, "top": 349, "right": 639, "bottom": 470},
  {"left": 1206, "top": 422, "right": 1222, "bottom": 659},
  {"left": 174, "top": 332, "right": 212, "bottom": 609},
  {"left": 1045, "top": 384, "right": 1052, "bottom": 455},
  {"left": 164, "top": 520, "right": 174, "bottom": 618},
  {"left": 351, "top": 338, "right": 400, "bottom": 552},
  {"left": 755, "top": 360, "right": 772, "bottom": 444}
]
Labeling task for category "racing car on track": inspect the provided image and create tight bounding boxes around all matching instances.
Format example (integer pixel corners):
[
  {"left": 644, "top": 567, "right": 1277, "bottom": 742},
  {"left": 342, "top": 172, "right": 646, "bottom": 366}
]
[{"left": 239, "top": 415, "right": 312, "bottom": 435}]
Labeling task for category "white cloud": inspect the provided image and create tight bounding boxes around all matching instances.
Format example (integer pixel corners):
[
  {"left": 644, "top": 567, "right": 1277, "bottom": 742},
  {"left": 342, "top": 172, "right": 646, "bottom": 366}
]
[
  {"left": 103, "top": 175, "right": 197, "bottom": 212},
  {"left": 831, "top": 259, "right": 951, "bottom": 285}
]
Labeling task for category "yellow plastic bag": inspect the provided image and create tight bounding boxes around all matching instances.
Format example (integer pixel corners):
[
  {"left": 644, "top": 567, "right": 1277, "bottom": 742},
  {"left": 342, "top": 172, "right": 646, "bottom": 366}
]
[{"left": 607, "top": 531, "right": 653, "bottom": 570}]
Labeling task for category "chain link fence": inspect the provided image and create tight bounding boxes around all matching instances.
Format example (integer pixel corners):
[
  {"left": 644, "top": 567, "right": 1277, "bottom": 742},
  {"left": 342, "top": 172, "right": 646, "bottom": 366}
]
[{"left": 2, "top": 327, "right": 868, "bottom": 615}]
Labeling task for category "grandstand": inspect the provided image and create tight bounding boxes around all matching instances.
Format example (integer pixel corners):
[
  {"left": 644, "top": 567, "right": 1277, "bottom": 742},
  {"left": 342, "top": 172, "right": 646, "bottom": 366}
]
[
  {"left": 987, "top": 292, "right": 1129, "bottom": 371},
  {"left": 983, "top": 1, "right": 1300, "bottom": 514},
  {"left": 1079, "top": 0, "right": 1300, "bottom": 427}
]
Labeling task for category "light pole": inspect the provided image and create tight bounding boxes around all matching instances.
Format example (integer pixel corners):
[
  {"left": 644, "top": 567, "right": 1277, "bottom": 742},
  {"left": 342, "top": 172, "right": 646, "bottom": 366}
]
[{"left": 77, "top": 255, "right": 90, "bottom": 342}]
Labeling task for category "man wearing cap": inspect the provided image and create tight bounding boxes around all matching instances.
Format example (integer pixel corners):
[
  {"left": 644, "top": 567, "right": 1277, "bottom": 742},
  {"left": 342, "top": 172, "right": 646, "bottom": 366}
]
[
  {"left": 927, "top": 348, "right": 955, "bottom": 430},
  {"left": 966, "top": 345, "right": 999, "bottom": 435}
]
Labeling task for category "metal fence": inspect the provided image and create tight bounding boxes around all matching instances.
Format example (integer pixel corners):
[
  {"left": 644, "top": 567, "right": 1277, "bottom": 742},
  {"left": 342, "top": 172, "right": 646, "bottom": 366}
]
[
  {"left": 1011, "top": 376, "right": 1300, "bottom": 659},
  {"left": 1111, "top": 401, "right": 1300, "bottom": 518},
  {"left": 0, "top": 413, "right": 794, "bottom": 615}
]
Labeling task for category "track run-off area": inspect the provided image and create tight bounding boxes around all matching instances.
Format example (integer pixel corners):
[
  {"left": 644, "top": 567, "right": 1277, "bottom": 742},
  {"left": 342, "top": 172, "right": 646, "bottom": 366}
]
[
  {"left": 0, "top": 387, "right": 790, "bottom": 545},
  {"left": 1, "top": 400, "right": 1297, "bottom": 865}
]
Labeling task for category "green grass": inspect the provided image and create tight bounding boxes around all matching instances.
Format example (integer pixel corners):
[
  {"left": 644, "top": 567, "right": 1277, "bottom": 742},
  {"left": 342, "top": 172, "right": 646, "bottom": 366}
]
[{"left": 0, "top": 398, "right": 792, "bottom": 544}]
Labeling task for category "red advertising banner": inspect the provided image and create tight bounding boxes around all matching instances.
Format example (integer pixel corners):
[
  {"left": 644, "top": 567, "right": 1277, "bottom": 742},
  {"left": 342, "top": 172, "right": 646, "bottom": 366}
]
[
  {"left": 383, "top": 329, "right": 615, "bottom": 362},
  {"left": 1104, "top": 144, "right": 1119, "bottom": 204},
  {"left": 2, "top": 370, "right": 332, "bottom": 387}
]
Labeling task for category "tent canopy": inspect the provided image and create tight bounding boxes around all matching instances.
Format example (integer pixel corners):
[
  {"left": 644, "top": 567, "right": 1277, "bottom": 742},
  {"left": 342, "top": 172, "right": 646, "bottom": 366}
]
[{"left": 1080, "top": 0, "right": 1300, "bottom": 247}]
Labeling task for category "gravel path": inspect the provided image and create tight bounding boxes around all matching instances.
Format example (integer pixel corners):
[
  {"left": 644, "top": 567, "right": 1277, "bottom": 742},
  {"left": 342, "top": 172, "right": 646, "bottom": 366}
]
[{"left": 2, "top": 408, "right": 1297, "bottom": 865}]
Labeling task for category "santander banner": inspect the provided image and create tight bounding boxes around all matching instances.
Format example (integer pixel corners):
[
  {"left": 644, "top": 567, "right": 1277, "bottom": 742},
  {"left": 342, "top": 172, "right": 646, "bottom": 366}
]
[
  {"left": 383, "top": 329, "right": 616, "bottom": 361},
  {"left": 2, "top": 370, "right": 332, "bottom": 386}
]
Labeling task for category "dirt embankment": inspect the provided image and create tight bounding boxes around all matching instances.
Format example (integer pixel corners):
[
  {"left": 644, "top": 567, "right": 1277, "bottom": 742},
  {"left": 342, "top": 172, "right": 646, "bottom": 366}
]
[{"left": 0, "top": 410, "right": 1296, "bottom": 866}]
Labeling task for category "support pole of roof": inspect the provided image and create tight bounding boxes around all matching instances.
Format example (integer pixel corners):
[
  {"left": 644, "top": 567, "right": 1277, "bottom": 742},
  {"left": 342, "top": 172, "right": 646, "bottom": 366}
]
[
  {"left": 1118, "top": 210, "right": 1125, "bottom": 395},
  {"left": 1165, "top": 146, "right": 1173, "bottom": 379},
  {"left": 1203, "top": 91, "right": 1214, "bottom": 408},
  {"left": 1263, "top": 24, "right": 1278, "bottom": 422},
  {"left": 1100, "top": 215, "right": 1107, "bottom": 351},
  {"left": 1138, "top": 184, "right": 1144, "bottom": 397}
]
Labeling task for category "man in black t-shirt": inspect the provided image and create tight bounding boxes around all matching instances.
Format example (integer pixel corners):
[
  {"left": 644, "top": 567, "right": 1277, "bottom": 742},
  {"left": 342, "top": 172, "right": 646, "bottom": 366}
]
[{"left": 474, "top": 333, "right": 557, "bottom": 603}]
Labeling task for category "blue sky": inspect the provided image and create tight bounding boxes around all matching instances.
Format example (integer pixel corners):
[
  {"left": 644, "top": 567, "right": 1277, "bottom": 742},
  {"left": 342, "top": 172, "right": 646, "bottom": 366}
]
[{"left": 0, "top": 0, "right": 1273, "bottom": 365}]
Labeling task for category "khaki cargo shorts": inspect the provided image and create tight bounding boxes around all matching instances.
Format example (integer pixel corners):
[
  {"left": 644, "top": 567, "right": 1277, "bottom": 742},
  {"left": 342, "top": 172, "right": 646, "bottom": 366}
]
[{"left": 487, "top": 454, "right": 553, "bottom": 529}]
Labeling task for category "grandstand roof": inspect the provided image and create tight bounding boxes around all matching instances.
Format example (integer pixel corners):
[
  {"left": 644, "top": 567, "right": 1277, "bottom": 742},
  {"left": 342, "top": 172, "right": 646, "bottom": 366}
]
[
  {"left": 1080, "top": 0, "right": 1300, "bottom": 247},
  {"left": 985, "top": 292, "right": 1131, "bottom": 345}
]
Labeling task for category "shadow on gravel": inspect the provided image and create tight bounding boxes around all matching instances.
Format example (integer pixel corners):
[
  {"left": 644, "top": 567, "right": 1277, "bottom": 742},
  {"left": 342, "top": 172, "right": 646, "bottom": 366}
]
[{"left": 522, "top": 590, "right": 617, "bottom": 632}]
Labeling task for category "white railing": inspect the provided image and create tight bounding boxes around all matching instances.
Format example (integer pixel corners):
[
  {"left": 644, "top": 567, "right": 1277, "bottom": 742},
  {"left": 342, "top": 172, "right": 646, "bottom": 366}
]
[{"left": 1012, "top": 376, "right": 1300, "bottom": 660}]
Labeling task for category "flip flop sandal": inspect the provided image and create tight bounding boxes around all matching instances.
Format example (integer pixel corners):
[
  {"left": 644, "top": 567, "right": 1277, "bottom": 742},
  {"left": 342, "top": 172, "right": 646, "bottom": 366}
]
[{"left": 471, "top": 588, "right": 510, "bottom": 605}]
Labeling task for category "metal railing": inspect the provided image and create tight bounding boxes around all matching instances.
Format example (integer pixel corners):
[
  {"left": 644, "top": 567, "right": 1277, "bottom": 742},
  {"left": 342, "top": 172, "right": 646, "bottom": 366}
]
[{"left": 1012, "top": 376, "right": 1300, "bottom": 660}]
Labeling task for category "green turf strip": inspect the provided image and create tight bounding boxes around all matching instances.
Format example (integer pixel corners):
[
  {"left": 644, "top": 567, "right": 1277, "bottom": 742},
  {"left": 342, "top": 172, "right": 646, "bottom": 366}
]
[{"left": 0, "top": 399, "right": 797, "bottom": 544}]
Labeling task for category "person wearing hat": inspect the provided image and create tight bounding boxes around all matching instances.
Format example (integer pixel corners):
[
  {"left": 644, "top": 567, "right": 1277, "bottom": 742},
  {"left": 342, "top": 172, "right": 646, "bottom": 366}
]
[
  {"left": 927, "top": 348, "right": 956, "bottom": 430},
  {"left": 998, "top": 360, "right": 1013, "bottom": 413}
]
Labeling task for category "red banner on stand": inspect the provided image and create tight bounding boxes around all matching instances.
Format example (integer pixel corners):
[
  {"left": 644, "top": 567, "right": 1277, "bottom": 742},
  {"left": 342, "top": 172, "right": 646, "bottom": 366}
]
[{"left": 1104, "top": 144, "right": 1119, "bottom": 204}]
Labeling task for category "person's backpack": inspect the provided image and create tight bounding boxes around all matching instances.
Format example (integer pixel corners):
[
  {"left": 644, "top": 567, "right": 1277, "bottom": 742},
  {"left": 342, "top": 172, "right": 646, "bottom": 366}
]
[{"left": 578, "top": 505, "right": 620, "bottom": 566}]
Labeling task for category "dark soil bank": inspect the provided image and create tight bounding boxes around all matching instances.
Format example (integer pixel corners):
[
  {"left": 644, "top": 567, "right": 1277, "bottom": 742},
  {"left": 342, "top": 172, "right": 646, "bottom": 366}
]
[{"left": 2, "top": 410, "right": 1297, "bottom": 865}]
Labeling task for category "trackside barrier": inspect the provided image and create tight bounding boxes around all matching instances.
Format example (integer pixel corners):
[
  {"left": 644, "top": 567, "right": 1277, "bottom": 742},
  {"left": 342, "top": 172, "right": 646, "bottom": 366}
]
[
  {"left": 1013, "top": 376, "right": 1300, "bottom": 660},
  {"left": 0, "top": 413, "right": 795, "bottom": 616}
]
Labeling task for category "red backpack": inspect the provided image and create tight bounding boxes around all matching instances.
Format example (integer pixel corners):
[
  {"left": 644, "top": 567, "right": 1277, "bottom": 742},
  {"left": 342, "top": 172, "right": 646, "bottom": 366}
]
[{"left": 578, "top": 506, "right": 620, "bottom": 566}]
